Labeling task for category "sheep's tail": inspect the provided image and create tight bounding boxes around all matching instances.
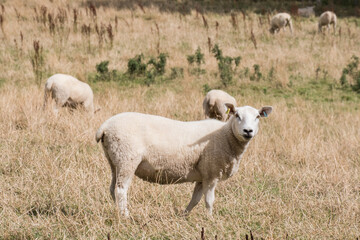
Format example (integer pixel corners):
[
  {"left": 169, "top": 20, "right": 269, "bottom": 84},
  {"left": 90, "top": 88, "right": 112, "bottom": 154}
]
[
  {"left": 43, "top": 78, "right": 54, "bottom": 109},
  {"left": 95, "top": 125, "right": 105, "bottom": 143}
]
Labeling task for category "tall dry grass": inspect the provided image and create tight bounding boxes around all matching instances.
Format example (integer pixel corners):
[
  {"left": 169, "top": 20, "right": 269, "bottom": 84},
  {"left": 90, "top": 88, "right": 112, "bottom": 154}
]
[{"left": 0, "top": 0, "right": 359, "bottom": 239}]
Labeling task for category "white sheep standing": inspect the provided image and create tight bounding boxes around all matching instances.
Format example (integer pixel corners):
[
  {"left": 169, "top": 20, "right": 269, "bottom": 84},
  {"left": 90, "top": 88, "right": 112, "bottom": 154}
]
[
  {"left": 318, "top": 11, "right": 337, "bottom": 33},
  {"left": 269, "top": 13, "right": 293, "bottom": 34},
  {"left": 43, "top": 74, "right": 94, "bottom": 114},
  {"left": 203, "top": 89, "right": 237, "bottom": 121},
  {"left": 95, "top": 104, "right": 272, "bottom": 217}
]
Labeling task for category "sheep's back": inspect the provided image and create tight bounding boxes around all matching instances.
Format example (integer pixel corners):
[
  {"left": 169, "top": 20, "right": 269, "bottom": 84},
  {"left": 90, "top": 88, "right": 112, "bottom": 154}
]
[{"left": 103, "top": 112, "right": 224, "bottom": 150}]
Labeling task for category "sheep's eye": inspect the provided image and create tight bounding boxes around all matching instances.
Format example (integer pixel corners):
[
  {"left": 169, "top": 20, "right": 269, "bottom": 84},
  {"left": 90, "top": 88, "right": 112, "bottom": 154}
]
[
  {"left": 256, "top": 115, "right": 260, "bottom": 120},
  {"left": 235, "top": 113, "right": 241, "bottom": 121}
]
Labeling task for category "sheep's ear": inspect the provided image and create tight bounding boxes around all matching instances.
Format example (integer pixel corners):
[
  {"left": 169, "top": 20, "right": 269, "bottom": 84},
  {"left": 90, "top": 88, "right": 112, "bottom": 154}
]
[
  {"left": 259, "top": 106, "right": 272, "bottom": 117},
  {"left": 224, "top": 103, "right": 236, "bottom": 115}
]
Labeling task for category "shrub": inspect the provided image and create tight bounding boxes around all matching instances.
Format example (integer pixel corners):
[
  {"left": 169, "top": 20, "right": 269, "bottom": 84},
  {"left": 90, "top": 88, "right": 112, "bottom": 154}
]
[
  {"left": 202, "top": 83, "right": 212, "bottom": 94},
  {"left": 91, "top": 60, "right": 122, "bottom": 82},
  {"left": 187, "top": 55, "right": 195, "bottom": 65},
  {"left": 127, "top": 54, "right": 147, "bottom": 75},
  {"left": 340, "top": 55, "right": 360, "bottom": 92},
  {"left": 92, "top": 53, "right": 171, "bottom": 86},
  {"left": 187, "top": 47, "right": 206, "bottom": 75},
  {"left": 126, "top": 53, "right": 169, "bottom": 85},
  {"left": 170, "top": 67, "right": 184, "bottom": 80},
  {"left": 147, "top": 53, "right": 168, "bottom": 76},
  {"left": 96, "top": 61, "right": 109, "bottom": 74},
  {"left": 239, "top": 67, "right": 250, "bottom": 79},
  {"left": 267, "top": 66, "right": 276, "bottom": 82},
  {"left": 144, "top": 71, "right": 155, "bottom": 86},
  {"left": 212, "top": 44, "right": 241, "bottom": 87},
  {"left": 250, "top": 64, "right": 262, "bottom": 81}
]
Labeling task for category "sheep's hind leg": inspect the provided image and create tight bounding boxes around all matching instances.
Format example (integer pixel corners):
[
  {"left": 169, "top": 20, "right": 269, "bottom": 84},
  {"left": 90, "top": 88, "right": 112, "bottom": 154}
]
[
  {"left": 184, "top": 182, "right": 203, "bottom": 214},
  {"left": 114, "top": 170, "right": 133, "bottom": 217},
  {"left": 53, "top": 91, "right": 69, "bottom": 115},
  {"left": 105, "top": 151, "right": 116, "bottom": 202},
  {"left": 114, "top": 157, "right": 140, "bottom": 217}
]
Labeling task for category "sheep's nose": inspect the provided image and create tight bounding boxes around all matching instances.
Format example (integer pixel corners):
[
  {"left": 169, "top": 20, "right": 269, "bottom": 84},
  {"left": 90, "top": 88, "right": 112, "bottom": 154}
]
[{"left": 243, "top": 129, "right": 253, "bottom": 134}]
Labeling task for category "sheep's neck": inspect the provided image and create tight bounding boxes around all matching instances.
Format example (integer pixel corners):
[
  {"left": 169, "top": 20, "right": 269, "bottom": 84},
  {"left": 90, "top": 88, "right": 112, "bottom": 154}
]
[{"left": 224, "top": 122, "right": 249, "bottom": 158}]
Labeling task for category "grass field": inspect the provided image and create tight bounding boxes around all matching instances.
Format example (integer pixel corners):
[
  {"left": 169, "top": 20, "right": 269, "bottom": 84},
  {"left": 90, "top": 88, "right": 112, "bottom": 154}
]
[{"left": 0, "top": 0, "right": 360, "bottom": 239}]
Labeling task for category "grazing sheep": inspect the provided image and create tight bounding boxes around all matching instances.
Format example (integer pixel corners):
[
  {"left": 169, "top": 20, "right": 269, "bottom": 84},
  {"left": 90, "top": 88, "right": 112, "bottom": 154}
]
[
  {"left": 203, "top": 90, "right": 237, "bottom": 121},
  {"left": 318, "top": 11, "right": 337, "bottom": 33},
  {"left": 95, "top": 104, "right": 272, "bottom": 217},
  {"left": 43, "top": 74, "right": 94, "bottom": 114},
  {"left": 269, "top": 13, "right": 293, "bottom": 34},
  {"left": 297, "top": 6, "right": 315, "bottom": 18}
]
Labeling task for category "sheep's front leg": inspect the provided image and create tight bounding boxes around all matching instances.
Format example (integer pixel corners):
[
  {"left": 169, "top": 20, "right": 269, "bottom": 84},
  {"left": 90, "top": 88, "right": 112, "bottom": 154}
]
[
  {"left": 184, "top": 182, "right": 203, "bottom": 214},
  {"left": 203, "top": 180, "right": 218, "bottom": 215},
  {"left": 83, "top": 99, "right": 94, "bottom": 113}
]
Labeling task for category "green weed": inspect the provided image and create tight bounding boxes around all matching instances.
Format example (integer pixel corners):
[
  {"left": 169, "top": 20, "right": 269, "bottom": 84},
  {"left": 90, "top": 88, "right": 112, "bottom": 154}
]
[
  {"left": 250, "top": 64, "right": 262, "bottom": 81},
  {"left": 212, "top": 44, "right": 241, "bottom": 87},
  {"left": 127, "top": 54, "right": 147, "bottom": 76},
  {"left": 187, "top": 47, "right": 206, "bottom": 75},
  {"left": 340, "top": 55, "right": 360, "bottom": 93}
]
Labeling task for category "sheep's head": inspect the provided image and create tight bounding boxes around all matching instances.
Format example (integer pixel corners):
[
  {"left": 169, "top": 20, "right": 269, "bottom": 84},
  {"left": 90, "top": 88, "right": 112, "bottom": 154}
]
[
  {"left": 225, "top": 103, "right": 272, "bottom": 142},
  {"left": 269, "top": 27, "right": 275, "bottom": 34}
]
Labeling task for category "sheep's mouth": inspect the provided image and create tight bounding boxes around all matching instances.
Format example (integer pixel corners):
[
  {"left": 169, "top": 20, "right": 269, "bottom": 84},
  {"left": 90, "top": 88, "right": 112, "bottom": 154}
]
[{"left": 242, "top": 135, "right": 253, "bottom": 140}]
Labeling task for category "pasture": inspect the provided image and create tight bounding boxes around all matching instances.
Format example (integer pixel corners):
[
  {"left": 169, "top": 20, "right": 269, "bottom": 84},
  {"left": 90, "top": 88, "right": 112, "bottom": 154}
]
[{"left": 0, "top": 0, "right": 359, "bottom": 239}]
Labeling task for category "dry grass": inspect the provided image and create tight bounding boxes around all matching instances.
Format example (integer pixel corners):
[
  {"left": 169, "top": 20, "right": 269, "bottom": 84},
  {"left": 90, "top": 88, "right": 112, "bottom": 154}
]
[{"left": 0, "top": 0, "right": 360, "bottom": 239}]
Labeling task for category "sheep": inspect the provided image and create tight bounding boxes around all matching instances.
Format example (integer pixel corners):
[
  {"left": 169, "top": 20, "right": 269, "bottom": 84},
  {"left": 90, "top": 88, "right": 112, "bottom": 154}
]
[
  {"left": 269, "top": 13, "right": 293, "bottom": 34},
  {"left": 95, "top": 104, "right": 272, "bottom": 217},
  {"left": 297, "top": 6, "right": 315, "bottom": 18},
  {"left": 43, "top": 74, "right": 94, "bottom": 114},
  {"left": 203, "top": 90, "right": 237, "bottom": 121},
  {"left": 318, "top": 11, "right": 337, "bottom": 33}
]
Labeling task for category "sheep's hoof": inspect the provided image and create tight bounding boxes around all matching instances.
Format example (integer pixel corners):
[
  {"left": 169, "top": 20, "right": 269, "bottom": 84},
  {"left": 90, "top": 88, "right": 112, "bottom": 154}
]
[{"left": 181, "top": 209, "right": 191, "bottom": 217}]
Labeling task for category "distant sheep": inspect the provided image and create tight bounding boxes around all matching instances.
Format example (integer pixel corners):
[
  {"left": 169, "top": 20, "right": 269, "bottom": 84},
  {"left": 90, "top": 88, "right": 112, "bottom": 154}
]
[
  {"left": 203, "top": 90, "right": 237, "bottom": 121},
  {"left": 43, "top": 74, "right": 94, "bottom": 114},
  {"left": 318, "top": 11, "right": 337, "bottom": 33},
  {"left": 270, "top": 13, "right": 293, "bottom": 34},
  {"left": 298, "top": 6, "right": 315, "bottom": 18},
  {"left": 95, "top": 104, "right": 273, "bottom": 217}
]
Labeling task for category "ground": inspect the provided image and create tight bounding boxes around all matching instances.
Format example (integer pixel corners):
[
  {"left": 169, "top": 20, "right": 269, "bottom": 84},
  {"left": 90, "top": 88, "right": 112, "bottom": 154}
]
[{"left": 0, "top": 0, "right": 359, "bottom": 239}]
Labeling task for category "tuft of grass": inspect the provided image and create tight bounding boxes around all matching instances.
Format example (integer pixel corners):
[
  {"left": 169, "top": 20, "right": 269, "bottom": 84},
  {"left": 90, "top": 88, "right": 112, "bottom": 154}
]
[{"left": 30, "top": 40, "right": 45, "bottom": 88}]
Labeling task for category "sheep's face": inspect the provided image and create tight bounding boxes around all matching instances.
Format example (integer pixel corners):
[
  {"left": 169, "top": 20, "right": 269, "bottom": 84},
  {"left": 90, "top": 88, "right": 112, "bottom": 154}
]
[{"left": 225, "top": 104, "right": 272, "bottom": 142}]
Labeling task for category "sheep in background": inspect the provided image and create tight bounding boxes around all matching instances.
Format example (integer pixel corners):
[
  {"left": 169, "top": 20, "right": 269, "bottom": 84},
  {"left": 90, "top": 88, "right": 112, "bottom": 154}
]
[
  {"left": 203, "top": 89, "right": 237, "bottom": 121},
  {"left": 318, "top": 11, "right": 337, "bottom": 33},
  {"left": 95, "top": 104, "right": 273, "bottom": 217},
  {"left": 269, "top": 13, "right": 293, "bottom": 34},
  {"left": 43, "top": 74, "right": 94, "bottom": 114},
  {"left": 298, "top": 6, "right": 315, "bottom": 18}
]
